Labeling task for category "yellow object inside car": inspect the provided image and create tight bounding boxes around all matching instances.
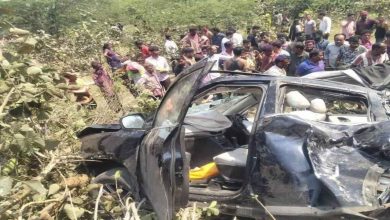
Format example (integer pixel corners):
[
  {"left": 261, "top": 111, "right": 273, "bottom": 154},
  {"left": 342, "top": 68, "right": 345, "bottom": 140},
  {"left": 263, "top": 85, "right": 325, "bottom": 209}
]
[{"left": 189, "top": 162, "right": 219, "bottom": 181}]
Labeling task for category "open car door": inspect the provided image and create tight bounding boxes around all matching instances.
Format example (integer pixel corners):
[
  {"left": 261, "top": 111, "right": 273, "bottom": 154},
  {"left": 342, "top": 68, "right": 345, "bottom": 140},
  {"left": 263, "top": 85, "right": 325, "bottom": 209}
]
[{"left": 139, "top": 59, "right": 215, "bottom": 220}]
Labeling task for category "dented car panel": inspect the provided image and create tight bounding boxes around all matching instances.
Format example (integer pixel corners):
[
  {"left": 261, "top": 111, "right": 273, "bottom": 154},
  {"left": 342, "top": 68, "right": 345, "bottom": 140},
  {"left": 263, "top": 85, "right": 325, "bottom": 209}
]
[
  {"left": 79, "top": 62, "right": 390, "bottom": 219},
  {"left": 254, "top": 115, "right": 390, "bottom": 209}
]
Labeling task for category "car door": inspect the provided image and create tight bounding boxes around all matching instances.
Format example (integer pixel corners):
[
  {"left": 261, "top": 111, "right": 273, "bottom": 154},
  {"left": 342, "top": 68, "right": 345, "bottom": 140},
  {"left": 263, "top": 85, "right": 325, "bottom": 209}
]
[{"left": 139, "top": 59, "right": 215, "bottom": 220}]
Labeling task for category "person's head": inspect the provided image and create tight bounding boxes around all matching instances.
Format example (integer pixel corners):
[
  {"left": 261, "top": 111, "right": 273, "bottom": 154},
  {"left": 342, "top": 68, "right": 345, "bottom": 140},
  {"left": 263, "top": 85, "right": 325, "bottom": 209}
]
[
  {"left": 318, "top": 11, "right": 326, "bottom": 19},
  {"left": 276, "top": 33, "right": 288, "bottom": 43},
  {"left": 243, "top": 39, "right": 251, "bottom": 50},
  {"left": 178, "top": 56, "right": 186, "bottom": 66},
  {"left": 226, "top": 31, "right": 234, "bottom": 38},
  {"left": 182, "top": 47, "right": 194, "bottom": 58},
  {"left": 134, "top": 40, "right": 143, "bottom": 48},
  {"left": 189, "top": 27, "right": 198, "bottom": 36},
  {"left": 212, "top": 27, "right": 220, "bottom": 34},
  {"left": 347, "top": 12, "right": 355, "bottom": 20},
  {"left": 305, "top": 13, "right": 312, "bottom": 20},
  {"left": 201, "top": 45, "right": 209, "bottom": 55},
  {"left": 103, "top": 43, "right": 112, "bottom": 51},
  {"left": 296, "top": 36, "right": 305, "bottom": 43},
  {"left": 305, "top": 40, "right": 315, "bottom": 51},
  {"left": 360, "top": 11, "right": 368, "bottom": 20},
  {"left": 274, "top": 55, "right": 290, "bottom": 69},
  {"left": 91, "top": 61, "right": 102, "bottom": 70},
  {"left": 334, "top": 33, "right": 346, "bottom": 46},
  {"left": 165, "top": 34, "right": 172, "bottom": 40},
  {"left": 372, "top": 43, "right": 387, "bottom": 56},
  {"left": 271, "top": 40, "right": 283, "bottom": 52},
  {"left": 242, "top": 49, "right": 250, "bottom": 59},
  {"left": 293, "top": 42, "right": 305, "bottom": 54},
  {"left": 260, "top": 32, "right": 271, "bottom": 43},
  {"left": 293, "top": 19, "right": 300, "bottom": 25},
  {"left": 144, "top": 62, "right": 155, "bottom": 73},
  {"left": 233, "top": 47, "right": 244, "bottom": 57},
  {"left": 149, "top": 45, "right": 160, "bottom": 57},
  {"left": 309, "top": 49, "right": 324, "bottom": 63},
  {"left": 314, "top": 30, "right": 324, "bottom": 42},
  {"left": 262, "top": 44, "right": 274, "bottom": 56},
  {"left": 323, "top": 33, "right": 329, "bottom": 40},
  {"left": 252, "top": 25, "right": 260, "bottom": 34},
  {"left": 224, "top": 41, "right": 233, "bottom": 51},
  {"left": 361, "top": 30, "right": 371, "bottom": 41},
  {"left": 228, "top": 27, "right": 236, "bottom": 33},
  {"left": 378, "top": 15, "right": 385, "bottom": 23},
  {"left": 209, "top": 45, "right": 218, "bottom": 55},
  {"left": 348, "top": 36, "right": 360, "bottom": 49}
]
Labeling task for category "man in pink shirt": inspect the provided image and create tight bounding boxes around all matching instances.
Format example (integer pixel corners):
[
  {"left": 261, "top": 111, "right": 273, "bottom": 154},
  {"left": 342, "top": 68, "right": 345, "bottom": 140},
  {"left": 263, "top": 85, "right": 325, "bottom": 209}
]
[
  {"left": 341, "top": 13, "right": 356, "bottom": 40},
  {"left": 360, "top": 30, "right": 373, "bottom": 50}
]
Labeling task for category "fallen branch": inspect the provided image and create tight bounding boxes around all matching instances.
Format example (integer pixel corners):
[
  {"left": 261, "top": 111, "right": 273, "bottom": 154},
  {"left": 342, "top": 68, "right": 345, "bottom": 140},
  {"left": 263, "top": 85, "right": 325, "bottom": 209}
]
[
  {"left": 252, "top": 195, "right": 276, "bottom": 220},
  {"left": 191, "top": 202, "right": 197, "bottom": 220},
  {"left": 129, "top": 201, "right": 140, "bottom": 220},
  {"left": 93, "top": 185, "right": 104, "bottom": 220},
  {"left": 0, "top": 186, "right": 31, "bottom": 215},
  {"left": 18, "top": 197, "right": 66, "bottom": 220},
  {"left": 40, "top": 152, "right": 59, "bottom": 178},
  {"left": 0, "top": 87, "right": 15, "bottom": 114},
  {"left": 58, "top": 170, "right": 78, "bottom": 220}
]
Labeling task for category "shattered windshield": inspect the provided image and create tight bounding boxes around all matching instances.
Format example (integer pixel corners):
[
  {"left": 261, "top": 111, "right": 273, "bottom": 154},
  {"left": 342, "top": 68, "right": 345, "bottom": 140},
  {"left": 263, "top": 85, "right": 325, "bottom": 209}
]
[{"left": 187, "top": 94, "right": 248, "bottom": 114}]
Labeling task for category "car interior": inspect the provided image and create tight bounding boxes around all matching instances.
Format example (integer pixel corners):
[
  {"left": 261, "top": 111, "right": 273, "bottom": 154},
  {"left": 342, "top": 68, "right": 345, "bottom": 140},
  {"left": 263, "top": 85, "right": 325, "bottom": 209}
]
[
  {"left": 279, "top": 85, "right": 369, "bottom": 124},
  {"left": 182, "top": 86, "right": 262, "bottom": 193}
]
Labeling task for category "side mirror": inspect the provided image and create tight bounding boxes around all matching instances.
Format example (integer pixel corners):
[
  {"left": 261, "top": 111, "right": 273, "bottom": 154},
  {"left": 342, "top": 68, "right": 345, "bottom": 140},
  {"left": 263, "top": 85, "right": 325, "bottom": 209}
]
[{"left": 120, "top": 114, "right": 145, "bottom": 129}]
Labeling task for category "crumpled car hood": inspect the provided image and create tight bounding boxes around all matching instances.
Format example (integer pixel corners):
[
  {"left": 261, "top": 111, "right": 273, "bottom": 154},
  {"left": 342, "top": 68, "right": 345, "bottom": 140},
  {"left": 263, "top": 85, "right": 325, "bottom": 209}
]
[{"left": 259, "top": 114, "right": 390, "bottom": 207}]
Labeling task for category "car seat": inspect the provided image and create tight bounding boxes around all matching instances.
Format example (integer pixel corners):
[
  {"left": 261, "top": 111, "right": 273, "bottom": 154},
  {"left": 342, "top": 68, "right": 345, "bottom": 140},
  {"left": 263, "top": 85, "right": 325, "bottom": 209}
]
[
  {"left": 285, "top": 91, "right": 326, "bottom": 121},
  {"left": 213, "top": 147, "right": 248, "bottom": 182}
]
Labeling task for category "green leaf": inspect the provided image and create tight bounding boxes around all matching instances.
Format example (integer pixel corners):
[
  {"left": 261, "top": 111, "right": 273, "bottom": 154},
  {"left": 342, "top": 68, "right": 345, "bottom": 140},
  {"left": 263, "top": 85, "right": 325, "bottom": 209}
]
[
  {"left": 20, "top": 124, "right": 34, "bottom": 133},
  {"left": 48, "top": 183, "right": 61, "bottom": 196},
  {"left": 24, "top": 37, "right": 37, "bottom": 47},
  {"left": 33, "top": 136, "right": 46, "bottom": 148},
  {"left": 63, "top": 204, "right": 85, "bottom": 220},
  {"left": 23, "top": 180, "right": 47, "bottom": 195},
  {"left": 0, "top": 80, "right": 10, "bottom": 94},
  {"left": 14, "top": 133, "right": 26, "bottom": 148},
  {"left": 209, "top": 201, "right": 217, "bottom": 208},
  {"left": 0, "top": 176, "right": 13, "bottom": 196},
  {"left": 114, "top": 170, "right": 121, "bottom": 180},
  {"left": 26, "top": 66, "right": 42, "bottom": 76},
  {"left": 209, "top": 207, "right": 219, "bottom": 216},
  {"left": 9, "top": 27, "right": 30, "bottom": 35}
]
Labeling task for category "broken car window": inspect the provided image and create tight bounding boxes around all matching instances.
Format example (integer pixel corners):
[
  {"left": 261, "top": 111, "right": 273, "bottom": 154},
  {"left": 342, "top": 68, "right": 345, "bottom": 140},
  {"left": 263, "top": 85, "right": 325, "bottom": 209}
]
[
  {"left": 280, "top": 85, "right": 369, "bottom": 124},
  {"left": 154, "top": 72, "right": 199, "bottom": 127}
]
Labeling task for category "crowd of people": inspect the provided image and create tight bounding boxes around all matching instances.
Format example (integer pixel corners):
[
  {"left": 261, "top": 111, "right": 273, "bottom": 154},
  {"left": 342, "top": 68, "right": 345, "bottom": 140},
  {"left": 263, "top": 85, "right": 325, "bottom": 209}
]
[{"left": 91, "top": 10, "right": 390, "bottom": 103}]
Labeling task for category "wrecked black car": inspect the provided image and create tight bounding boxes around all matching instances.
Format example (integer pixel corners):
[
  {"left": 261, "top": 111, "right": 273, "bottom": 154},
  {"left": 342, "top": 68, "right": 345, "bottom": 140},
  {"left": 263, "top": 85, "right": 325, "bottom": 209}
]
[{"left": 78, "top": 60, "right": 390, "bottom": 219}]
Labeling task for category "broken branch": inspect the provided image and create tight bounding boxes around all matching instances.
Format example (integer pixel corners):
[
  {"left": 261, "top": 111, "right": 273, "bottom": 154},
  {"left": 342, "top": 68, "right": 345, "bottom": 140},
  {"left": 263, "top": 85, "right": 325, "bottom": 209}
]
[{"left": 0, "top": 87, "right": 15, "bottom": 115}]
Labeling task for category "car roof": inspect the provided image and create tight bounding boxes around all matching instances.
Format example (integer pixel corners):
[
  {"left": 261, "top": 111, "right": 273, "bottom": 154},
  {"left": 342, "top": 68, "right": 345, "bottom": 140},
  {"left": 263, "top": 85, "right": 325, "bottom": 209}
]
[{"left": 205, "top": 71, "right": 373, "bottom": 95}]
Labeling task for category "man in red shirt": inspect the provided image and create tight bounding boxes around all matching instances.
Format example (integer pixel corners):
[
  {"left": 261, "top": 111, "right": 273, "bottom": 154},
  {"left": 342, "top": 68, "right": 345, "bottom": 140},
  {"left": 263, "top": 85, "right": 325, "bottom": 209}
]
[{"left": 135, "top": 40, "right": 150, "bottom": 58}]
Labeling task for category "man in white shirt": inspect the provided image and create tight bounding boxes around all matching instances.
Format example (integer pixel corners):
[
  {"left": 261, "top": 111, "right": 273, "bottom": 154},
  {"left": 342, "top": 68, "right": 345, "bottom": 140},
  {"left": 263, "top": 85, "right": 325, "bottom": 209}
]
[
  {"left": 318, "top": 11, "right": 332, "bottom": 35},
  {"left": 231, "top": 28, "right": 243, "bottom": 47},
  {"left": 221, "top": 31, "right": 233, "bottom": 53},
  {"left": 145, "top": 46, "right": 171, "bottom": 89},
  {"left": 325, "top": 34, "right": 347, "bottom": 68},
  {"left": 164, "top": 34, "right": 178, "bottom": 57},
  {"left": 263, "top": 55, "right": 290, "bottom": 76}
]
